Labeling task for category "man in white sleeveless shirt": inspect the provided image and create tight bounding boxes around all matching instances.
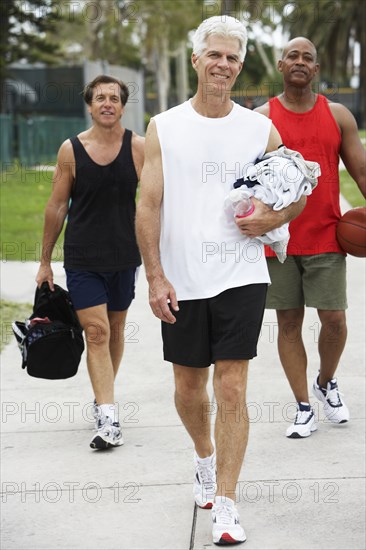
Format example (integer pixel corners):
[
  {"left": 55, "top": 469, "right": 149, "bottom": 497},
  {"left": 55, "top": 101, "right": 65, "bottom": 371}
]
[{"left": 137, "top": 16, "right": 306, "bottom": 546}]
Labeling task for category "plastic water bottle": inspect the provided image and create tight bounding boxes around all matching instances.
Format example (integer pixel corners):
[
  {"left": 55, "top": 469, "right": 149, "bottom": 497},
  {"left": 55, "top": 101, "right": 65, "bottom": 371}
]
[{"left": 233, "top": 195, "right": 255, "bottom": 218}]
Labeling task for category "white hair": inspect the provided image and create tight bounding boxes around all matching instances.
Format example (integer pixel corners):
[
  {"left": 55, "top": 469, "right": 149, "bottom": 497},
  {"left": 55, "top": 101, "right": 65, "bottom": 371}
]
[{"left": 192, "top": 16, "right": 248, "bottom": 62}]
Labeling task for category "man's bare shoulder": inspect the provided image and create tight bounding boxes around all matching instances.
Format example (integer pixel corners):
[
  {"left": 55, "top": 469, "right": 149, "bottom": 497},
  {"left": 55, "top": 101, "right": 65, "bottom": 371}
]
[
  {"left": 254, "top": 101, "right": 270, "bottom": 117},
  {"left": 145, "top": 118, "right": 157, "bottom": 135},
  {"left": 58, "top": 138, "right": 75, "bottom": 161},
  {"left": 131, "top": 132, "right": 145, "bottom": 175},
  {"left": 327, "top": 99, "right": 352, "bottom": 117},
  {"left": 326, "top": 99, "right": 358, "bottom": 130},
  {"left": 132, "top": 132, "right": 145, "bottom": 148}
]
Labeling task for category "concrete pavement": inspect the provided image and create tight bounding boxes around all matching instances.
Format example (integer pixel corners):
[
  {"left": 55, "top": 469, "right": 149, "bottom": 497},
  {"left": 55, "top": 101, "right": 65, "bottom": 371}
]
[{"left": 1, "top": 222, "right": 365, "bottom": 548}]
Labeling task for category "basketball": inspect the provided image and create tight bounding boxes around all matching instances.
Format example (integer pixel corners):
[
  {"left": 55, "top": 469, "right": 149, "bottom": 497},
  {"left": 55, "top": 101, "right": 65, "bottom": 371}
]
[{"left": 336, "top": 207, "right": 366, "bottom": 257}]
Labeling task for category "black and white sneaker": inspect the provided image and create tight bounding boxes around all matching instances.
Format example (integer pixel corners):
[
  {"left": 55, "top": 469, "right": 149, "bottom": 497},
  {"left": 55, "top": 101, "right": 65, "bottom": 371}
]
[
  {"left": 90, "top": 413, "right": 124, "bottom": 449},
  {"left": 212, "top": 496, "right": 246, "bottom": 545},
  {"left": 313, "top": 376, "right": 350, "bottom": 423},
  {"left": 286, "top": 402, "right": 317, "bottom": 438}
]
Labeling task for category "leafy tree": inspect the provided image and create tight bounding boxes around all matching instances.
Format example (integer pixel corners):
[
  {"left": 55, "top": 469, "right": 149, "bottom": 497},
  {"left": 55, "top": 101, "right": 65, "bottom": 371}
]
[
  {"left": 135, "top": 0, "right": 204, "bottom": 112},
  {"left": 217, "top": 0, "right": 365, "bottom": 124},
  {"left": 45, "top": 0, "right": 204, "bottom": 113},
  {"left": 219, "top": 0, "right": 280, "bottom": 84},
  {"left": 0, "top": 0, "right": 61, "bottom": 111},
  {"left": 84, "top": 0, "right": 142, "bottom": 67}
]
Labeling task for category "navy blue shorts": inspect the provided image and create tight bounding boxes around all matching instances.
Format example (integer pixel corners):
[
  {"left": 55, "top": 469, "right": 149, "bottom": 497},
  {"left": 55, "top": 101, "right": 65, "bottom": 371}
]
[{"left": 65, "top": 268, "right": 137, "bottom": 311}]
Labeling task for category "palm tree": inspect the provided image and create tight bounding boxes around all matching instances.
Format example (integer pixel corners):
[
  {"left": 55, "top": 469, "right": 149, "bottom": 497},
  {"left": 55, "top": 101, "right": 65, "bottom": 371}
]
[
  {"left": 220, "top": 0, "right": 279, "bottom": 83},
  {"left": 219, "top": 0, "right": 365, "bottom": 126},
  {"left": 279, "top": 0, "right": 365, "bottom": 127}
]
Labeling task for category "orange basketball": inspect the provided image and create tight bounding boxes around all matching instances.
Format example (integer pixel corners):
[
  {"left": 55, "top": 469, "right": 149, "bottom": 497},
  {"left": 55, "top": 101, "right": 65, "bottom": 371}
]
[{"left": 336, "top": 207, "right": 366, "bottom": 257}]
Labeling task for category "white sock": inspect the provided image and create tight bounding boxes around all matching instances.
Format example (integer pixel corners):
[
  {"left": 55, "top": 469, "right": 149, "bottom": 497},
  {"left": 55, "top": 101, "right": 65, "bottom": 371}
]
[
  {"left": 215, "top": 495, "right": 235, "bottom": 507},
  {"left": 100, "top": 404, "right": 118, "bottom": 423},
  {"left": 196, "top": 450, "right": 215, "bottom": 464}
]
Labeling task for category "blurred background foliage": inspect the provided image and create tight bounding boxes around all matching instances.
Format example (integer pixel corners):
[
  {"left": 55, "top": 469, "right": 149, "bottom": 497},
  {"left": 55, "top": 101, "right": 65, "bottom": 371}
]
[{"left": 1, "top": 0, "right": 365, "bottom": 124}]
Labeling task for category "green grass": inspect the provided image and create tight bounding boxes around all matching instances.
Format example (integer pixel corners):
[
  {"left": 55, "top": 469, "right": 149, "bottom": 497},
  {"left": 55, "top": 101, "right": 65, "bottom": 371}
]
[
  {"left": 1, "top": 164, "right": 65, "bottom": 261},
  {"left": 339, "top": 170, "right": 366, "bottom": 207},
  {"left": 1, "top": 299, "right": 33, "bottom": 352}
]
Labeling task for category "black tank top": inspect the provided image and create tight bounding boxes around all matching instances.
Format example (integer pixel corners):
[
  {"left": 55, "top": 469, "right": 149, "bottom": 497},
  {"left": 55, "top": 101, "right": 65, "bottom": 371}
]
[{"left": 64, "top": 130, "right": 141, "bottom": 271}]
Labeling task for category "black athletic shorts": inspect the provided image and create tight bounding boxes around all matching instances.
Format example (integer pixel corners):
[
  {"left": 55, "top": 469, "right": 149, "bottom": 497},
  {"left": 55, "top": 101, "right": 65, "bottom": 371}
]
[{"left": 162, "top": 284, "right": 267, "bottom": 368}]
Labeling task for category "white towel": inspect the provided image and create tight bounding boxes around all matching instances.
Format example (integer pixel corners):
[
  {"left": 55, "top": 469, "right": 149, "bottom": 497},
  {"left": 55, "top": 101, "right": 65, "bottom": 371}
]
[{"left": 224, "top": 146, "right": 320, "bottom": 262}]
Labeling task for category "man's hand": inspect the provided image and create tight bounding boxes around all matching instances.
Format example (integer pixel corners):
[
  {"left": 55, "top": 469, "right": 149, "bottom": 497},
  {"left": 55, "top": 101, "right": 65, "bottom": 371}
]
[
  {"left": 35, "top": 265, "right": 54, "bottom": 291},
  {"left": 148, "top": 275, "right": 179, "bottom": 324},
  {"left": 235, "top": 198, "right": 282, "bottom": 238},
  {"left": 235, "top": 196, "right": 306, "bottom": 237}
]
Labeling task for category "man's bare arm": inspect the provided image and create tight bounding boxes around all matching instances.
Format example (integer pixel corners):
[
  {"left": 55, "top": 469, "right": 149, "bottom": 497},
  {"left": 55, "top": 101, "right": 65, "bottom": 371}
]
[
  {"left": 36, "top": 140, "right": 75, "bottom": 289},
  {"left": 131, "top": 133, "right": 145, "bottom": 181},
  {"left": 136, "top": 120, "right": 178, "bottom": 323},
  {"left": 330, "top": 103, "right": 366, "bottom": 198}
]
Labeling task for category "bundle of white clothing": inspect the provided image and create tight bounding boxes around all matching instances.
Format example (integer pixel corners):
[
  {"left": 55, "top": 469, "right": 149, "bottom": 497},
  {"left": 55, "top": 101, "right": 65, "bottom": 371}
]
[{"left": 224, "top": 146, "right": 321, "bottom": 262}]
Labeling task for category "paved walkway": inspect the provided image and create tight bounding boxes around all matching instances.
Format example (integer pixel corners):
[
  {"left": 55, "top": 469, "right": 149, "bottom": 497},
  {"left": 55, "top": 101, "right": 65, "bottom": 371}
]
[{"left": 1, "top": 204, "right": 365, "bottom": 549}]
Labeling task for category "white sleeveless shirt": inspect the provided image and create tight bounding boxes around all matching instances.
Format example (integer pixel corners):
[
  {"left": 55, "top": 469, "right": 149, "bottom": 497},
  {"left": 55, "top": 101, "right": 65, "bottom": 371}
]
[{"left": 154, "top": 100, "right": 272, "bottom": 301}]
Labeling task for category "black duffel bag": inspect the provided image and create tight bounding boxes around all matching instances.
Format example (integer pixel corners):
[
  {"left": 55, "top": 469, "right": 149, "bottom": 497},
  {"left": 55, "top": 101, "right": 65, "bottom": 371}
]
[{"left": 12, "top": 283, "right": 84, "bottom": 379}]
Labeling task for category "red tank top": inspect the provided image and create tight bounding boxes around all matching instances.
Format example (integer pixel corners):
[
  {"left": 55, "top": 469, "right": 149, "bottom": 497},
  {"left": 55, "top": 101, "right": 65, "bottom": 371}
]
[{"left": 267, "top": 95, "right": 344, "bottom": 256}]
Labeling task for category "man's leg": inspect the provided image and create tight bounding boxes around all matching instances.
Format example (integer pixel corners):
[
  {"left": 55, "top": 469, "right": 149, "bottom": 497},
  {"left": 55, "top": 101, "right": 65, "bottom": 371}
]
[
  {"left": 173, "top": 364, "right": 216, "bottom": 509},
  {"left": 266, "top": 258, "right": 308, "bottom": 402},
  {"left": 78, "top": 304, "right": 124, "bottom": 448},
  {"left": 108, "top": 309, "right": 129, "bottom": 378},
  {"left": 312, "top": 308, "right": 349, "bottom": 423},
  {"left": 77, "top": 304, "right": 115, "bottom": 404},
  {"left": 276, "top": 307, "right": 309, "bottom": 403},
  {"left": 317, "top": 309, "right": 347, "bottom": 386},
  {"left": 173, "top": 364, "right": 214, "bottom": 458},
  {"left": 213, "top": 359, "right": 249, "bottom": 501}
]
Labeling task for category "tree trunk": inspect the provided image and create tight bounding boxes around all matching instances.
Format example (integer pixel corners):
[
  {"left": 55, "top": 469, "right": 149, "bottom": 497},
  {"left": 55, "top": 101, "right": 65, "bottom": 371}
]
[
  {"left": 88, "top": 0, "right": 109, "bottom": 59},
  {"left": 176, "top": 41, "right": 189, "bottom": 104},
  {"left": 253, "top": 36, "right": 276, "bottom": 78},
  {"left": 155, "top": 35, "right": 170, "bottom": 113}
]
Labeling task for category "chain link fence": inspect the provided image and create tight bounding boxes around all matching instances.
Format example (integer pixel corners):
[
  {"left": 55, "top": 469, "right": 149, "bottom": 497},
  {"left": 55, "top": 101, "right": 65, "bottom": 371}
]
[{"left": 0, "top": 115, "right": 85, "bottom": 166}]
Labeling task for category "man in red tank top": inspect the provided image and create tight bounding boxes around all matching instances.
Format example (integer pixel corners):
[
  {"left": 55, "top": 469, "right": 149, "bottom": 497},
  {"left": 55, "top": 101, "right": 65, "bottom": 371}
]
[{"left": 256, "top": 37, "right": 366, "bottom": 438}]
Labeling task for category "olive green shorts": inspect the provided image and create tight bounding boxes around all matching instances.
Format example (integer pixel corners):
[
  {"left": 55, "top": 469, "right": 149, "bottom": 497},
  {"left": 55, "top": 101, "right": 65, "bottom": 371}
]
[{"left": 266, "top": 253, "right": 347, "bottom": 310}]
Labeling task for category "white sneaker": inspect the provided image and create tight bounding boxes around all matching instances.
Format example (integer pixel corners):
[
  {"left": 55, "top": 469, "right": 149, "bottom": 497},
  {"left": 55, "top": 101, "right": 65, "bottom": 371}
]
[
  {"left": 313, "top": 377, "right": 350, "bottom": 423},
  {"left": 286, "top": 402, "right": 317, "bottom": 438},
  {"left": 194, "top": 450, "right": 216, "bottom": 509},
  {"left": 90, "top": 413, "right": 124, "bottom": 449},
  {"left": 212, "top": 496, "right": 246, "bottom": 545}
]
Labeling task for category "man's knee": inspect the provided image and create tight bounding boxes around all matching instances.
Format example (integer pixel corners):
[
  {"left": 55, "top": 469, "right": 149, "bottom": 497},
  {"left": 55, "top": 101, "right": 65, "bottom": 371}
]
[
  {"left": 174, "top": 367, "right": 208, "bottom": 405},
  {"left": 319, "top": 310, "right": 346, "bottom": 325},
  {"left": 277, "top": 308, "right": 305, "bottom": 343},
  {"left": 108, "top": 311, "right": 128, "bottom": 344},
  {"left": 214, "top": 363, "right": 247, "bottom": 403},
  {"left": 77, "top": 306, "right": 112, "bottom": 348},
  {"left": 318, "top": 310, "right": 347, "bottom": 340},
  {"left": 277, "top": 307, "right": 304, "bottom": 326},
  {"left": 83, "top": 320, "right": 111, "bottom": 347},
  {"left": 109, "top": 321, "right": 125, "bottom": 345}
]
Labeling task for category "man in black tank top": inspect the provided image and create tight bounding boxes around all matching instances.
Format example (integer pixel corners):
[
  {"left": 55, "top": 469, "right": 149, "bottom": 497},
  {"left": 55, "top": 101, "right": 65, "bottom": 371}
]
[{"left": 36, "top": 75, "right": 144, "bottom": 450}]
